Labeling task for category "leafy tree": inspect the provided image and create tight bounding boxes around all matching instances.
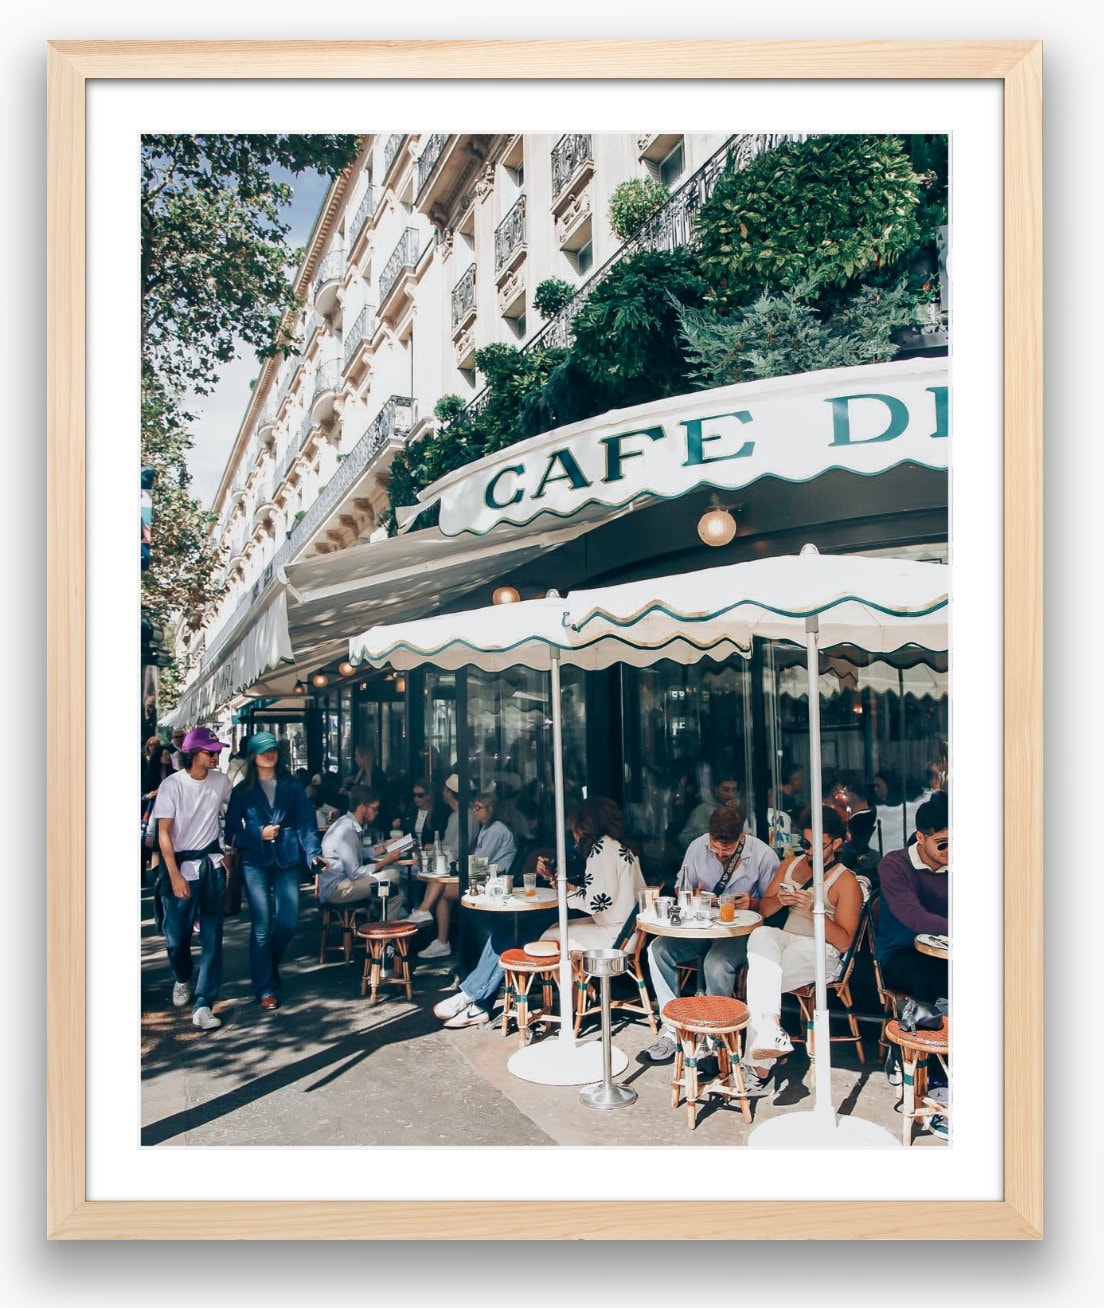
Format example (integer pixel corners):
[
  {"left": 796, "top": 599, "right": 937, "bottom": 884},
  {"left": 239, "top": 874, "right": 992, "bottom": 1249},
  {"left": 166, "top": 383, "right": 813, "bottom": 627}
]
[
  {"left": 678, "top": 278, "right": 925, "bottom": 389},
  {"left": 141, "top": 134, "right": 360, "bottom": 398},
  {"left": 140, "top": 133, "right": 360, "bottom": 703},
  {"left": 569, "top": 248, "right": 706, "bottom": 405},
  {"left": 533, "top": 277, "right": 576, "bottom": 320},
  {"left": 695, "top": 134, "right": 925, "bottom": 310}
]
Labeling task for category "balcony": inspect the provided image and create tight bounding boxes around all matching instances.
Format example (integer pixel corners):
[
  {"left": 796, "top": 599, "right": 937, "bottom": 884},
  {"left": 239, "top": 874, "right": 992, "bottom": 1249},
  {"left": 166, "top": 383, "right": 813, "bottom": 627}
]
[
  {"left": 416, "top": 133, "right": 449, "bottom": 194},
  {"left": 551, "top": 134, "right": 593, "bottom": 209},
  {"left": 450, "top": 264, "right": 477, "bottom": 336},
  {"left": 382, "top": 133, "right": 407, "bottom": 179},
  {"left": 378, "top": 227, "right": 421, "bottom": 321},
  {"left": 342, "top": 305, "right": 376, "bottom": 382},
  {"left": 274, "top": 355, "right": 304, "bottom": 414},
  {"left": 253, "top": 476, "right": 277, "bottom": 523},
  {"left": 494, "top": 195, "right": 526, "bottom": 279},
  {"left": 311, "top": 359, "right": 343, "bottom": 423},
  {"left": 349, "top": 183, "right": 378, "bottom": 251},
  {"left": 254, "top": 404, "right": 278, "bottom": 447},
  {"left": 297, "top": 408, "right": 319, "bottom": 455},
  {"left": 269, "top": 395, "right": 416, "bottom": 567},
  {"left": 302, "top": 309, "right": 326, "bottom": 352},
  {"left": 312, "top": 248, "right": 345, "bottom": 317}
]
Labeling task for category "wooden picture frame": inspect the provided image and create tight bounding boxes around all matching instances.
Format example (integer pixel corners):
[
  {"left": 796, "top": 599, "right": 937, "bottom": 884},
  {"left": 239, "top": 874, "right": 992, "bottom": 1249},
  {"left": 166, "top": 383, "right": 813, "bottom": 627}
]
[{"left": 46, "top": 39, "right": 1042, "bottom": 1240}]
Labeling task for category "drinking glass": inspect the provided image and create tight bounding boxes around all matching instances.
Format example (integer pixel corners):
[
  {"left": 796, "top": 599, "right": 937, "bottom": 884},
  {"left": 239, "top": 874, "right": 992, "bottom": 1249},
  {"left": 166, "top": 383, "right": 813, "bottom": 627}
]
[
  {"left": 523, "top": 872, "right": 538, "bottom": 897},
  {"left": 718, "top": 900, "right": 736, "bottom": 923},
  {"left": 637, "top": 889, "right": 651, "bottom": 915}
]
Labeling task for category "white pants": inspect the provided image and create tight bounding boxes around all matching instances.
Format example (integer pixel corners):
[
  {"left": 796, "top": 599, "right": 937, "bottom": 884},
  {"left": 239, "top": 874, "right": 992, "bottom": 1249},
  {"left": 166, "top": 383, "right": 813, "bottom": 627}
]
[
  {"left": 744, "top": 926, "right": 841, "bottom": 1058},
  {"left": 541, "top": 919, "right": 617, "bottom": 951}
]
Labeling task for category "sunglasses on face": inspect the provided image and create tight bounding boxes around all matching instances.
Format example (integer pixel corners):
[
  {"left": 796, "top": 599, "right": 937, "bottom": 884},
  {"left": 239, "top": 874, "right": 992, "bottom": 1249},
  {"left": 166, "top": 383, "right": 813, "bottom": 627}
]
[
  {"left": 412, "top": 791, "right": 427, "bottom": 799},
  {"left": 934, "top": 839, "right": 949, "bottom": 852}
]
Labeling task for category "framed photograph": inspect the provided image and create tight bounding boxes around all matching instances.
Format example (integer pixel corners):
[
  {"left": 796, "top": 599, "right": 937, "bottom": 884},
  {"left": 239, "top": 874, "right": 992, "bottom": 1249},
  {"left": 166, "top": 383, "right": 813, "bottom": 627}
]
[{"left": 47, "top": 40, "right": 1042, "bottom": 1239}]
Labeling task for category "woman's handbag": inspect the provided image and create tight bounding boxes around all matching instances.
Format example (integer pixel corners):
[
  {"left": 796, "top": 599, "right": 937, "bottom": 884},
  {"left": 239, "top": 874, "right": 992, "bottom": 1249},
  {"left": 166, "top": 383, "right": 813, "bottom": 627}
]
[{"left": 222, "top": 843, "right": 242, "bottom": 916}]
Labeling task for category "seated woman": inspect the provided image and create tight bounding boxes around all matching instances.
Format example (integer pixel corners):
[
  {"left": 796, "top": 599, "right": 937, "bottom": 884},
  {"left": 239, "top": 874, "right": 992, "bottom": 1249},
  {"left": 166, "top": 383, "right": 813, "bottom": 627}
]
[
  {"left": 433, "top": 796, "right": 643, "bottom": 1029},
  {"left": 740, "top": 805, "right": 863, "bottom": 1095},
  {"left": 417, "top": 787, "right": 515, "bottom": 960}
]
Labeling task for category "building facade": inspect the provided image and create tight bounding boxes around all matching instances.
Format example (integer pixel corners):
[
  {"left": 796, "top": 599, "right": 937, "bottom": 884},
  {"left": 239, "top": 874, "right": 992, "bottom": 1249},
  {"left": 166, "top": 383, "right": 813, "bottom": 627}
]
[{"left": 167, "top": 131, "right": 949, "bottom": 885}]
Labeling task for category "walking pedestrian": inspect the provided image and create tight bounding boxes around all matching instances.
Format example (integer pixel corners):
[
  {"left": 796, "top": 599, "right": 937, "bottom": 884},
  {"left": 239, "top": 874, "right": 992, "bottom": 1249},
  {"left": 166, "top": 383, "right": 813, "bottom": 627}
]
[
  {"left": 224, "top": 731, "right": 323, "bottom": 1011},
  {"left": 150, "top": 725, "right": 233, "bottom": 1031}
]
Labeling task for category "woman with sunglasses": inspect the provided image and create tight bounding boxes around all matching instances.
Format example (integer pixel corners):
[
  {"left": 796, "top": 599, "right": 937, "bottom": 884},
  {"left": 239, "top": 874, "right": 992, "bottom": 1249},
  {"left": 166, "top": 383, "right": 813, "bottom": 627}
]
[{"left": 740, "top": 805, "right": 864, "bottom": 1094}]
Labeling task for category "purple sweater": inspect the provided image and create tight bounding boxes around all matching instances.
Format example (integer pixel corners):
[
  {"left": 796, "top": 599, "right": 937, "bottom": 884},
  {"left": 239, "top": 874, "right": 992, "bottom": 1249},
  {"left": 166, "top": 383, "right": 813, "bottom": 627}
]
[{"left": 875, "top": 848, "right": 949, "bottom": 960}]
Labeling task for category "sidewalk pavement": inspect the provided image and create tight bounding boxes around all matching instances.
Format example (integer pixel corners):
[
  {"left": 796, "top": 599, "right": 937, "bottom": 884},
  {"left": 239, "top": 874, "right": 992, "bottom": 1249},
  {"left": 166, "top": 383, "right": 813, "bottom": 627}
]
[{"left": 141, "top": 888, "right": 943, "bottom": 1150}]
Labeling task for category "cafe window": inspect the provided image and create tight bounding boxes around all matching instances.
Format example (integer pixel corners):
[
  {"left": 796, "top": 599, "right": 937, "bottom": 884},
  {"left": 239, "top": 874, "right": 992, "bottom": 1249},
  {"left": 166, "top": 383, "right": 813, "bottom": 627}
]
[
  {"left": 467, "top": 665, "right": 587, "bottom": 855},
  {"left": 620, "top": 656, "right": 755, "bottom": 885}
]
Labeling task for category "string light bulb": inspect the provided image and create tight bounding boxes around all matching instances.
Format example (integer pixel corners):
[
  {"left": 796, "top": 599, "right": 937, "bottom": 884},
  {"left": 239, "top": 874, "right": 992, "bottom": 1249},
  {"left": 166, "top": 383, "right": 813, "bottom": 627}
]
[
  {"left": 338, "top": 659, "right": 356, "bottom": 677},
  {"left": 311, "top": 671, "right": 329, "bottom": 689},
  {"left": 697, "top": 496, "right": 738, "bottom": 547},
  {"left": 493, "top": 586, "right": 521, "bottom": 605}
]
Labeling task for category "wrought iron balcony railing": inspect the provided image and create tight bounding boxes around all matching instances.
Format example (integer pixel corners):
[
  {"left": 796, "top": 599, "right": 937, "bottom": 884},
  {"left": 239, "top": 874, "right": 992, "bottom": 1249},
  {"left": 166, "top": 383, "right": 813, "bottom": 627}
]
[
  {"left": 350, "top": 183, "right": 378, "bottom": 244},
  {"left": 551, "top": 134, "right": 592, "bottom": 201},
  {"left": 416, "top": 133, "right": 449, "bottom": 193},
  {"left": 297, "top": 410, "right": 316, "bottom": 450},
  {"left": 342, "top": 305, "right": 376, "bottom": 369},
  {"left": 379, "top": 227, "right": 421, "bottom": 305},
  {"left": 312, "top": 359, "right": 342, "bottom": 403},
  {"left": 494, "top": 195, "right": 526, "bottom": 275},
  {"left": 312, "top": 249, "right": 345, "bottom": 299},
  {"left": 383, "top": 133, "right": 406, "bottom": 176},
  {"left": 450, "top": 264, "right": 477, "bottom": 333}
]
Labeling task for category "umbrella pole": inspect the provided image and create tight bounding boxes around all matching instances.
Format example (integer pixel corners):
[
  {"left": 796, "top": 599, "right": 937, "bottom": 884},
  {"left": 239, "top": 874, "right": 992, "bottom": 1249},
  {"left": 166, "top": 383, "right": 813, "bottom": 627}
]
[
  {"left": 804, "top": 615, "right": 834, "bottom": 1123},
  {"left": 508, "top": 643, "right": 628, "bottom": 1085}
]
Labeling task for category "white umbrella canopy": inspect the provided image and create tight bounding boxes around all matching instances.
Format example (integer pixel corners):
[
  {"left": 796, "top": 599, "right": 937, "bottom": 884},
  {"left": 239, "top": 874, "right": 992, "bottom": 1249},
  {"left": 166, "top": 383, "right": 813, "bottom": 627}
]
[{"left": 563, "top": 545, "right": 948, "bottom": 1144}]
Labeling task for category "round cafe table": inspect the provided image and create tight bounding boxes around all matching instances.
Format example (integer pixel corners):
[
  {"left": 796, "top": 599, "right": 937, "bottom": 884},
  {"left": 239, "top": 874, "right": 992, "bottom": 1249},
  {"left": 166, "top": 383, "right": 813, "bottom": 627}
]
[
  {"left": 914, "top": 933, "right": 950, "bottom": 960},
  {"left": 636, "top": 908, "right": 762, "bottom": 941},
  {"left": 461, "top": 887, "right": 560, "bottom": 947}
]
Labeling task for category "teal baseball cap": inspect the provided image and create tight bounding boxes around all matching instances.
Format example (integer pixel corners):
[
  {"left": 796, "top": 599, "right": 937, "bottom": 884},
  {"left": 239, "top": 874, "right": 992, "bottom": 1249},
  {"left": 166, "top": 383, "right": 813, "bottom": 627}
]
[{"left": 247, "top": 731, "right": 280, "bottom": 755}]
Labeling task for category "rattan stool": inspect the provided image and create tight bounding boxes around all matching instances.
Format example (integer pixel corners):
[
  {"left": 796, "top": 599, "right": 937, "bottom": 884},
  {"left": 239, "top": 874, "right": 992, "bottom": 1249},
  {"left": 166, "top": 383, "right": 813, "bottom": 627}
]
[
  {"left": 885, "top": 1017, "right": 950, "bottom": 1145},
  {"left": 662, "top": 996, "right": 753, "bottom": 1130},
  {"left": 499, "top": 948, "right": 561, "bottom": 1047},
  {"left": 357, "top": 920, "right": 419, "bottom": 1004}
]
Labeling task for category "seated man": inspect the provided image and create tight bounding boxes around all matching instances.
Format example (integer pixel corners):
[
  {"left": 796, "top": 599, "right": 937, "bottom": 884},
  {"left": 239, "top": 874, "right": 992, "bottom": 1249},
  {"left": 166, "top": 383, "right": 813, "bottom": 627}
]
[
  {"left": 874, "top": 791, "right": 949, "bottom": 1004},
  {"left": 319, "top": 785, "right": 407, "bottom": 918},
  {"left": 642, "top": 805, "right": 779, "bottom": 1063}
]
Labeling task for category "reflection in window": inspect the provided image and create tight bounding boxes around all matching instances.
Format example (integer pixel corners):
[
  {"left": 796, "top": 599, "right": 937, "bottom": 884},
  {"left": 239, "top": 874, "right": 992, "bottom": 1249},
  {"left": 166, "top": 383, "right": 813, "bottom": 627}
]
[{"left": 621, "top": 657, "right": 754, "bottom": 885}]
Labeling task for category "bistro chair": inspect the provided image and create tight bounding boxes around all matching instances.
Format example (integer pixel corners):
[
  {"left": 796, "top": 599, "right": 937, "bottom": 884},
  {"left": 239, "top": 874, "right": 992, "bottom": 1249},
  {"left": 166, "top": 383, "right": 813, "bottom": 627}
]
[
  {"left": 790, "top": 886, "right": 873, "bottom": 1064},
  {"left": 867, "top": 891, "right": 911, "bottom": 1057},
  {"left": 357, "top": 919, "right": 419, "bottom": 1004},
  {"left": 662, "top": 995, "right": 753, "bottom": 1130},
  {"left": 498, "top": 946, "right": 561, "bottom": 1047},
  {"left": 885, "top": 1016, "right": 950, "bottom": 1145},
  {"left": 315, "top": 874, "right": 366, "bottom": 965},
  {"left": 571, "top": 907, "right": 657, "bottom": 1037}
]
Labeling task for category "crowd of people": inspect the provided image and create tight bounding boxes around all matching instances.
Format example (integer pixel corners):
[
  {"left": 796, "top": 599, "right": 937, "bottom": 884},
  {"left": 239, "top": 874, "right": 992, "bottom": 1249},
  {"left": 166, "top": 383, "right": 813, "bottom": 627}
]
[{"left": 141, "top": 726, "right": 949, "bottom": 1138}]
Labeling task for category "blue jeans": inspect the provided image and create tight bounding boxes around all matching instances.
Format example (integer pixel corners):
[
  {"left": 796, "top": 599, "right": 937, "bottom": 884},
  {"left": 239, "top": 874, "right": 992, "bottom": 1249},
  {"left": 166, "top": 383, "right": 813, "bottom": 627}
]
[
  {"left": 461, "top": 926, "right": 515, "bottom": 1009},
  {"left": 241, "top": 861, "right": 301, "bottom": 999},
  {"left": 648, "top": 935, "right": 751, "bottom": 1030},
  {"left": 161, "top": 869, "right": 226, "bottom": 1011}
]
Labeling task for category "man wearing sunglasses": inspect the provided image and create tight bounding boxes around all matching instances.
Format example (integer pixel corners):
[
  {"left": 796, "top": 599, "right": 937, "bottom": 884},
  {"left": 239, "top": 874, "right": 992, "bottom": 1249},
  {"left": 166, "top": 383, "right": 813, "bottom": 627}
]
[{"left": 874, "top": 791, "right": 949, "bottom": 1003}]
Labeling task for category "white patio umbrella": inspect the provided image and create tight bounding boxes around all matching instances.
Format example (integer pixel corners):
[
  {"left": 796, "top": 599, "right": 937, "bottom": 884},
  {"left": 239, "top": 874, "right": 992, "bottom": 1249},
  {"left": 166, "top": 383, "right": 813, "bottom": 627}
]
[
  {"left": 351, "top": 595, "right": 629, "bottom": 1086},
  {"left": 565, "top": 544, "right": 949, "bottom": 1146}
]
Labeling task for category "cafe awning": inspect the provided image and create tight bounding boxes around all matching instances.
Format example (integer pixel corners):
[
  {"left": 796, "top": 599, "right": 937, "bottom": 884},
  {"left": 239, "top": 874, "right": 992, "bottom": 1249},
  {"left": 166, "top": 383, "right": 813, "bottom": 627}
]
[{"left": 166, "top": 513, "right": 607, "bottom": 726}]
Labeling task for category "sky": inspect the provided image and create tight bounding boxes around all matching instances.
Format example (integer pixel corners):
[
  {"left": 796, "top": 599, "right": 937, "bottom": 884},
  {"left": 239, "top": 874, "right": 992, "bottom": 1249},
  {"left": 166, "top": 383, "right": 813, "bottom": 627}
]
[{"left": 183, "top": 165, "right": 333, "bottom": 507}]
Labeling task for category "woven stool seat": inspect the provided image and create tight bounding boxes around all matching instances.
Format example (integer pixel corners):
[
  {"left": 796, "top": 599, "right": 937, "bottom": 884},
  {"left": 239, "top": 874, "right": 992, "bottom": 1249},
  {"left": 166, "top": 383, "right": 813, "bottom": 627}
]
[
  {"left": 499, "top": 947, "right": 560, "bottom": 971},
  {"left": 357, "top": 920, "right": 419, "bottom": 941},
  {"left": 885, "top": 1018, "right": 949, "bottom": 1053},
  {"left": 662, "top": 997, "right": 752, "bottom": 1130},
  {"left": 499, "top": 948, "right": 561, "bottom": 1047},
  {"left": 662, "top": 995, "right": 749, "bottom": 1033},
  {"left": 358, "top": 920, "right": 418, "bottom": 1004},
  {"left": 885, "top": 1018, "right": 950, "bottom": 1145}
]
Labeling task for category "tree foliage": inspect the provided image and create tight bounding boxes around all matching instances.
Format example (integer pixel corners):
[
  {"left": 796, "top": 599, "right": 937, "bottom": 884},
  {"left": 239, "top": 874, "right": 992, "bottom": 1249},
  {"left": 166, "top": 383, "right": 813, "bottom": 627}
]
[
  {"left": 695, "top": 134, "right": 925, "bottom": 310},
  {"left": 608, "top": 177, "right": 671, "bottom": 241},
  {"left": 140, "top": 134, "right": 360, "bottom": 704}
]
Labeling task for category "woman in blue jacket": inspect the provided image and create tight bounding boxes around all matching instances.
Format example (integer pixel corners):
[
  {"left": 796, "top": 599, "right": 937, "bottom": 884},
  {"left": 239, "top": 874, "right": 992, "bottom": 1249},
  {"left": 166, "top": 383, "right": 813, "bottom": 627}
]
[{"left": 225, "top": 731, "right": 322, "bottom": 1009}]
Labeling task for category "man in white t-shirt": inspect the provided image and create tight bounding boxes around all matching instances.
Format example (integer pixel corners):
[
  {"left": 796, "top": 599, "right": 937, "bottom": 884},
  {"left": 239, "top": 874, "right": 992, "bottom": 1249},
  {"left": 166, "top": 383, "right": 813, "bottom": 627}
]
[{"left": 151, "top": 725, "right": 233, "bottom": 1031}]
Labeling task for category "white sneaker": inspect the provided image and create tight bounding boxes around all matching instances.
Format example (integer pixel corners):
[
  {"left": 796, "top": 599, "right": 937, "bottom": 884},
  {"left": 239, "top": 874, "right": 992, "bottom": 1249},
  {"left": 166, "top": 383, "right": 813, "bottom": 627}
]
[
  {"left": 750, "top": 1026, "right": 793, "bottom": 1063},
  {"left": 443, "top": 1003, "right": 489, "bottom": 1029},
  {"left": 434, "top": 990, "right": 472, "bottom": 1020},
  {"left": 418, "top": 939, "right": 451, "bottom": 960},
  {"left": 172, "top": 979, "right": 193, "bottom": 1008},
  {"left": 192, "top": 1006, "right": 222, "bottom": 1031},
  {"left": 407, "top": 908, "right": 433, "bottom": 924}
]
